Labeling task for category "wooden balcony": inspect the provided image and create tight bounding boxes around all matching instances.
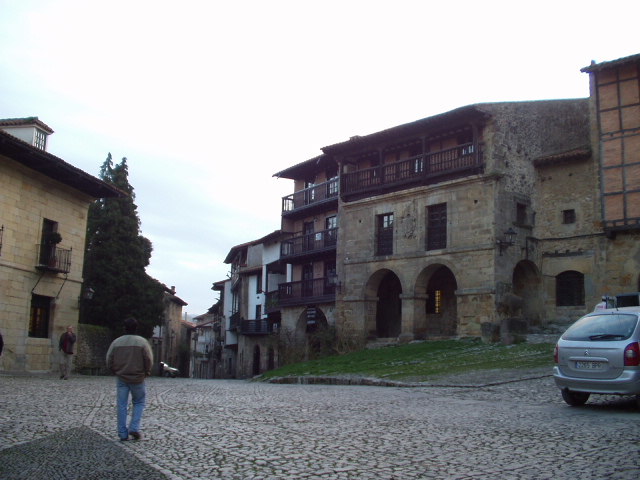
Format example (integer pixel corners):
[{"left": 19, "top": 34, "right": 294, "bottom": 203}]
[
  {"left": 278, "top": 277, "right": 336, "bottom": 307},
  {"left": 36, "top": 244, "right": 72, "bottom": 274},
  {"left": 265, "top": 291, "right": 280, "bottom": 314},
  {"left": 341, "top": 142, "right": 483, "bottom": 201},
  {"left": 281, "top": 178, "right": 339, "bottom": 218},
  {"left": 281, "top": 227, "right": 337, "bottom": 261},
  {"left": 239, "top": 319, "right": 273, "bottom": 335}
]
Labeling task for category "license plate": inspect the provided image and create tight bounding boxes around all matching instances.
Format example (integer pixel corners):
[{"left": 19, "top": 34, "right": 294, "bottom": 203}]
[{"left": 575, "top": 361, "right": 602, "bottom": 370}]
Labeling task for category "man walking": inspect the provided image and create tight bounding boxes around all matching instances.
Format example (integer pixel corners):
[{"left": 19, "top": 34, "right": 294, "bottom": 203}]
[
  {"left": 58, "top": 325, "right": 76, "bottom": 380},
  {"left": 106, "top": 318, "right": 153, "bottom": 441}
]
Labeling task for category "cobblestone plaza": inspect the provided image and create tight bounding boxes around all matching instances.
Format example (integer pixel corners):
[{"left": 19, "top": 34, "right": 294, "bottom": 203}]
[{"left": 1, "top": 372, "right": 638, "bottom": 479}]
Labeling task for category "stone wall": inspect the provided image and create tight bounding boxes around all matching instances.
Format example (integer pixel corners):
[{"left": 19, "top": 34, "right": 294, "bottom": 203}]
[
  {"left": 73, "top": 324, "right": 116, "bottom": 375},
  {"left": 0, "top": 155, "right": 92, "bottom": 372}
]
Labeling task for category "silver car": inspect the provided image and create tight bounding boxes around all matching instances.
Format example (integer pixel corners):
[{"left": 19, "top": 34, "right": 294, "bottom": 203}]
[{"left": 554, "top": 306, "right": 640, "bottom": 408}]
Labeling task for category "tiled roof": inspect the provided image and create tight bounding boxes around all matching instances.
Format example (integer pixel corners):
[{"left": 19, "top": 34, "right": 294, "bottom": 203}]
[
  {"left": 581, "top": 53, "right": 640, "bottom": 73},
  {"left": 0, "top": 116, "right": 54, "bottom": 133},
  {"left": 0, "top": 129, "right": 125, "bottom": 198},
  {"left": 533, "top": 146, "right": 591, "bottom": 166}
]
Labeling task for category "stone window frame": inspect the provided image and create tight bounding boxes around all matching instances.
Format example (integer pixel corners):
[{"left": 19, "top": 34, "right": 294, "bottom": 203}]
[
  {"left": 376, "top": 213, "right": 394, "bottom": 256},
  {"left": 426, "top": 203, "right": 447, "bottom": 251},
  {"left": 555, "top": 270, "right": 585, "bottom": 307},
  {"left": 29, "top": 294, "right": 52, "bottom": 338}
]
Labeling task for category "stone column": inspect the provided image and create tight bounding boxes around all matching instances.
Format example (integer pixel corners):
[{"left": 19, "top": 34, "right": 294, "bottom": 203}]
[{"left": 398, "top": 293, "right": 428, "bottom": 343}]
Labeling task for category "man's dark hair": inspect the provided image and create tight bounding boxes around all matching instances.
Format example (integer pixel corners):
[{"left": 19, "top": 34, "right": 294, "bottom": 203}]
[{"left": 124, "top": 317, "right": 138, "bottom": 334}]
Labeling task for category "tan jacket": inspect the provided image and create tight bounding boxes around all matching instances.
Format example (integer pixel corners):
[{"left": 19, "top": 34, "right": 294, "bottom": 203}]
[{"left": 106, "top": 335, "right": 153, "bottom": 384}]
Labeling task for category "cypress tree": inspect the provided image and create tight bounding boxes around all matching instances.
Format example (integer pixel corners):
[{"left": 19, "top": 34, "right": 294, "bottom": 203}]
[{"left": 81, "top": 154, "right": 164, "bottom": 338}]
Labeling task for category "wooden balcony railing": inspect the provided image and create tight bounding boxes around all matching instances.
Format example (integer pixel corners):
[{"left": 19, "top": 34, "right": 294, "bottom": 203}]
[
  {"left": 36, "top": 244, "right": 72, "bottom": 273},
  {"left": 229, "top": 312, "right": 240, "bottom": 331},
  {"left": 341, "top": 142, "right": 482, "bottom": 199},
  {"left": 239, "top": 320, "right": 273, "bottom": 335},
  {"left": 278, "top": 277, "right": 336, "bottom": 306},
  {"left": 265, "top": 291, "right": 280, "bottom": 314},
  {"left": 281, "top": 178, "right": 339, "bottom": 215},
  {"left": 281, "top": 227, "right": 337, "bottom": 259}
]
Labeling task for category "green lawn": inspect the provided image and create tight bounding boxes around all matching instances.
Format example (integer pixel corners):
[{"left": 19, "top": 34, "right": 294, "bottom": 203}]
[{"left": 258, "top": 338, "right": 555, "bottom": 383}]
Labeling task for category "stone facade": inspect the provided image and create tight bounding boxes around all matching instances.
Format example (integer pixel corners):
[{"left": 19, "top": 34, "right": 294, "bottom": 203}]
[
  {"left": 326, "top": 99, "right": 593, "bottom": 343},
  {"left": 0, "top": 121, "right": 122, "bottom": 373}
]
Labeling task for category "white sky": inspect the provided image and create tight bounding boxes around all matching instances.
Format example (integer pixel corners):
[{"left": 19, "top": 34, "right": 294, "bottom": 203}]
[{"left": 1, "top": 0, "right": 638, "bottom": 317}]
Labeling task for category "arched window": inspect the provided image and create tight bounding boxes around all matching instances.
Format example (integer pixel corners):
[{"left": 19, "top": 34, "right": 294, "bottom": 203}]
[{"left": 556, "top": 271, "right": 585, "bottom": 306}]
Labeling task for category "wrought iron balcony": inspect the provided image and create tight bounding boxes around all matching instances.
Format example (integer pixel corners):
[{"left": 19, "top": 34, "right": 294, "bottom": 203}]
[
  {"left": 341, "top": 142, "right": 483, "bottom": 201},
  {"left": 281, "top": 178, "right": 339, "bottom": 217},
  {"left": 278, "top": 277, "right": 336, "bottom": 307},
  {"left": 36, "top": 244, "right": 72, "bottom": 273},
  {"left": 281, "top": 227, "right": 337, "bottom": 261},
  {"left": 239, "top": 319, "right": 273, "bottom": 335}
]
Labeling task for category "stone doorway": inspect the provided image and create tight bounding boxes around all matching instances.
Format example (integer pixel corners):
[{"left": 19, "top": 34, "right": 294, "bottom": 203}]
[
  {"left": 375, "top": 271, "right": 402, "bottom": 338},
  {"left": 512, "top": 260, "right": 543, "bottom": 326}
]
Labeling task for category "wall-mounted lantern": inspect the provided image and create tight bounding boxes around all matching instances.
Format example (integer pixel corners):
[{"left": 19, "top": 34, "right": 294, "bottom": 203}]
[{"left": 496, "top": 228, "right": 517, "bottom": 255}]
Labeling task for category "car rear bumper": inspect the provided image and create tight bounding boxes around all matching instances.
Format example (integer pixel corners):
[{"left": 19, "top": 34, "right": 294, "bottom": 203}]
[{"left": 553, "top": 366, "right": 640, "bottom": 395}]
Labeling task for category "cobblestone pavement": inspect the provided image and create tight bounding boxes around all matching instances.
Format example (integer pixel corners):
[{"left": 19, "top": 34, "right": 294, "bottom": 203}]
[{"left": 1, "top": 371, "right": 639, "bottom": 480}]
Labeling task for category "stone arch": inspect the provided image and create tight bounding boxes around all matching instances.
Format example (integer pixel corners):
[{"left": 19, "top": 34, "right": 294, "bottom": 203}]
[
  {"left": 374, "top": 271, "right": 402, "bottom": 338},
  {"left": 252, "top": 345, "right": 260, "bottom": 376},
  {"left": 415, "top": 264, "right": 458, "bottom": 338},
  {"left": 294, "top": 306, "right": 330, "bottom": 359},
  {"left": 512, "top": 260, "right": 543, "bottom": 326}
]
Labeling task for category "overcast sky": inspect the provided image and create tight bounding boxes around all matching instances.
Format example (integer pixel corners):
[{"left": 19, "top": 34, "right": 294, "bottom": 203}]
[{"left": 1, "top": 1, "right": 638, "bottom": 318}]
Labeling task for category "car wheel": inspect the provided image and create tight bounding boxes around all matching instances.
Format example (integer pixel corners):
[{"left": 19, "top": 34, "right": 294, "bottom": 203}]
[
  {"left": 561, "top": 389, "right": 590, "bottom": 406},
  {"left": 164, "top": 371, "right": 172, "bottom": 377}
]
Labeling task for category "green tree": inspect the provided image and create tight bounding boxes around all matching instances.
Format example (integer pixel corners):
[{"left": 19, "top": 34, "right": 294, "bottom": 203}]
[{"left": 81, "top": 154, "right": 165, "bottom": 338}]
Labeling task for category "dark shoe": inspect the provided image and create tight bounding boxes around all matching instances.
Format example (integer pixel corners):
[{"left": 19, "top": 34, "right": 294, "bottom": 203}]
[
  {"left": 130, "top": 432, "right": 142, "bottom": 440},
  {"left": 60, "top": 375, "right": 64, "bottom": 379},
  {"left": 119, "top": 436, "right": 128, "bottom": 441}
]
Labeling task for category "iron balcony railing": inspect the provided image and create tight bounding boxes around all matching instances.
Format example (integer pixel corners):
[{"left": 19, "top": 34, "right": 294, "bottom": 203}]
[
  {"left": 341, "top": 142, "right": 483, "bottom": 198},
  {"left": 36, "top": 244, "right": 72, "bottom": 273},
  {"left": 278, "top": 277, "right": 336, "bottom": 306},
  {"left": 239, "top": 320, "right": 272, "bottom": 335},
  {"left": 281, "top": 178, "right": 339, "bottom": 215},
  {"left": 281, "top": 227, "right": 338, "bottom": 259}
]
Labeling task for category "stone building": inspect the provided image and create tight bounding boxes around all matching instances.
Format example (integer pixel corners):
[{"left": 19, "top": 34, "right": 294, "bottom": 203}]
[
  {"left": 152, "top": 285, "right": 188, "bottom": 376},
  {"left": 223, "top": 231, "right": 287, "bottom": 378},
  {"left": 320, "top": 99, "right": 593, "bottom": 342},
  {"left": 258, "top": 53, "right": 640, "bottom": 350},
  {"left": 0, "top": 118, "right": 123, "bottom": 372},
  {"left": 273, "top": 156, "right": 339, "bottom": 355}
]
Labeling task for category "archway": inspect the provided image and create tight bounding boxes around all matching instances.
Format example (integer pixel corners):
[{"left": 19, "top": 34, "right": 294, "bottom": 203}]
[
  {"left": 422, "top": 266, "right": 458, "bottom": 337},
  {"left": 375, "top": 271, "right": 402, "bottom": 338},
  {"left": 252, "top": 345, "right": 260, "bottom": 376},
  {"left": 512, "top": 260, "right": 543, "bottom": 326}
]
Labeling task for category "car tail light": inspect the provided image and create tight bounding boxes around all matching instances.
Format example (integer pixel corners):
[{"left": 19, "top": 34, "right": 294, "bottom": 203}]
[
  {"left": 624, "top": 342, "right": 640, "bottom": 367},
  {"left": 554, "top": 344, "right": 559, "bottom": 364}
]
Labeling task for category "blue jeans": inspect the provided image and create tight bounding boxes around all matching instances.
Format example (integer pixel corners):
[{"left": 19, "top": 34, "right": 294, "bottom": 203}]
[{"left": 116, "top": 378, "right": 146, "bottom": 439}]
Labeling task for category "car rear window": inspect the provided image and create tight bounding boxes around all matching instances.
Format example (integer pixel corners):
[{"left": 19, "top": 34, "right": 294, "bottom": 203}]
[{"left": 562, "top": 313, "right": 639, "bottom": 341}]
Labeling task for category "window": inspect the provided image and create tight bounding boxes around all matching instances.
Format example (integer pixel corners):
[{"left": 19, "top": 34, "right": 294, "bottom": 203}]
[
  {"left": 426, "top": 203, "right": 447, "bottom": 251},
  {"left": 325, "top": 216, "right": 337, "bottom": 247},
  {"left": 256, "top": 270, "right": 262, "bottom": 294},
  {"left": 34, "top": 128, "right": 47, "bottom": 150},
  {"left": 29, "top": 294, "right": 52, "bottom": 338},
  {"left": 563, "top": 209, "right": 576, "bottom": 224},
  {"left": 255, "top": 305, "right": 262, "bottom": 320},
  {"left": 426, "top": 290, "right": 442, "bottom": 314},
  {"left": 556, "top": 271, "right": 585, "bottom": 306},
  {"left": 517, "top": 203, "right": 527, "bottom": 225},
  {"left": 377, "top": 213, "right": 394, "bottom": 256}
]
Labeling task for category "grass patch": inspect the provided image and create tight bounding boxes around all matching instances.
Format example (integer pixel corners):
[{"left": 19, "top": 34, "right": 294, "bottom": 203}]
[{"left": 258, "top": 338, "right": 555, "bottom": 382}]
